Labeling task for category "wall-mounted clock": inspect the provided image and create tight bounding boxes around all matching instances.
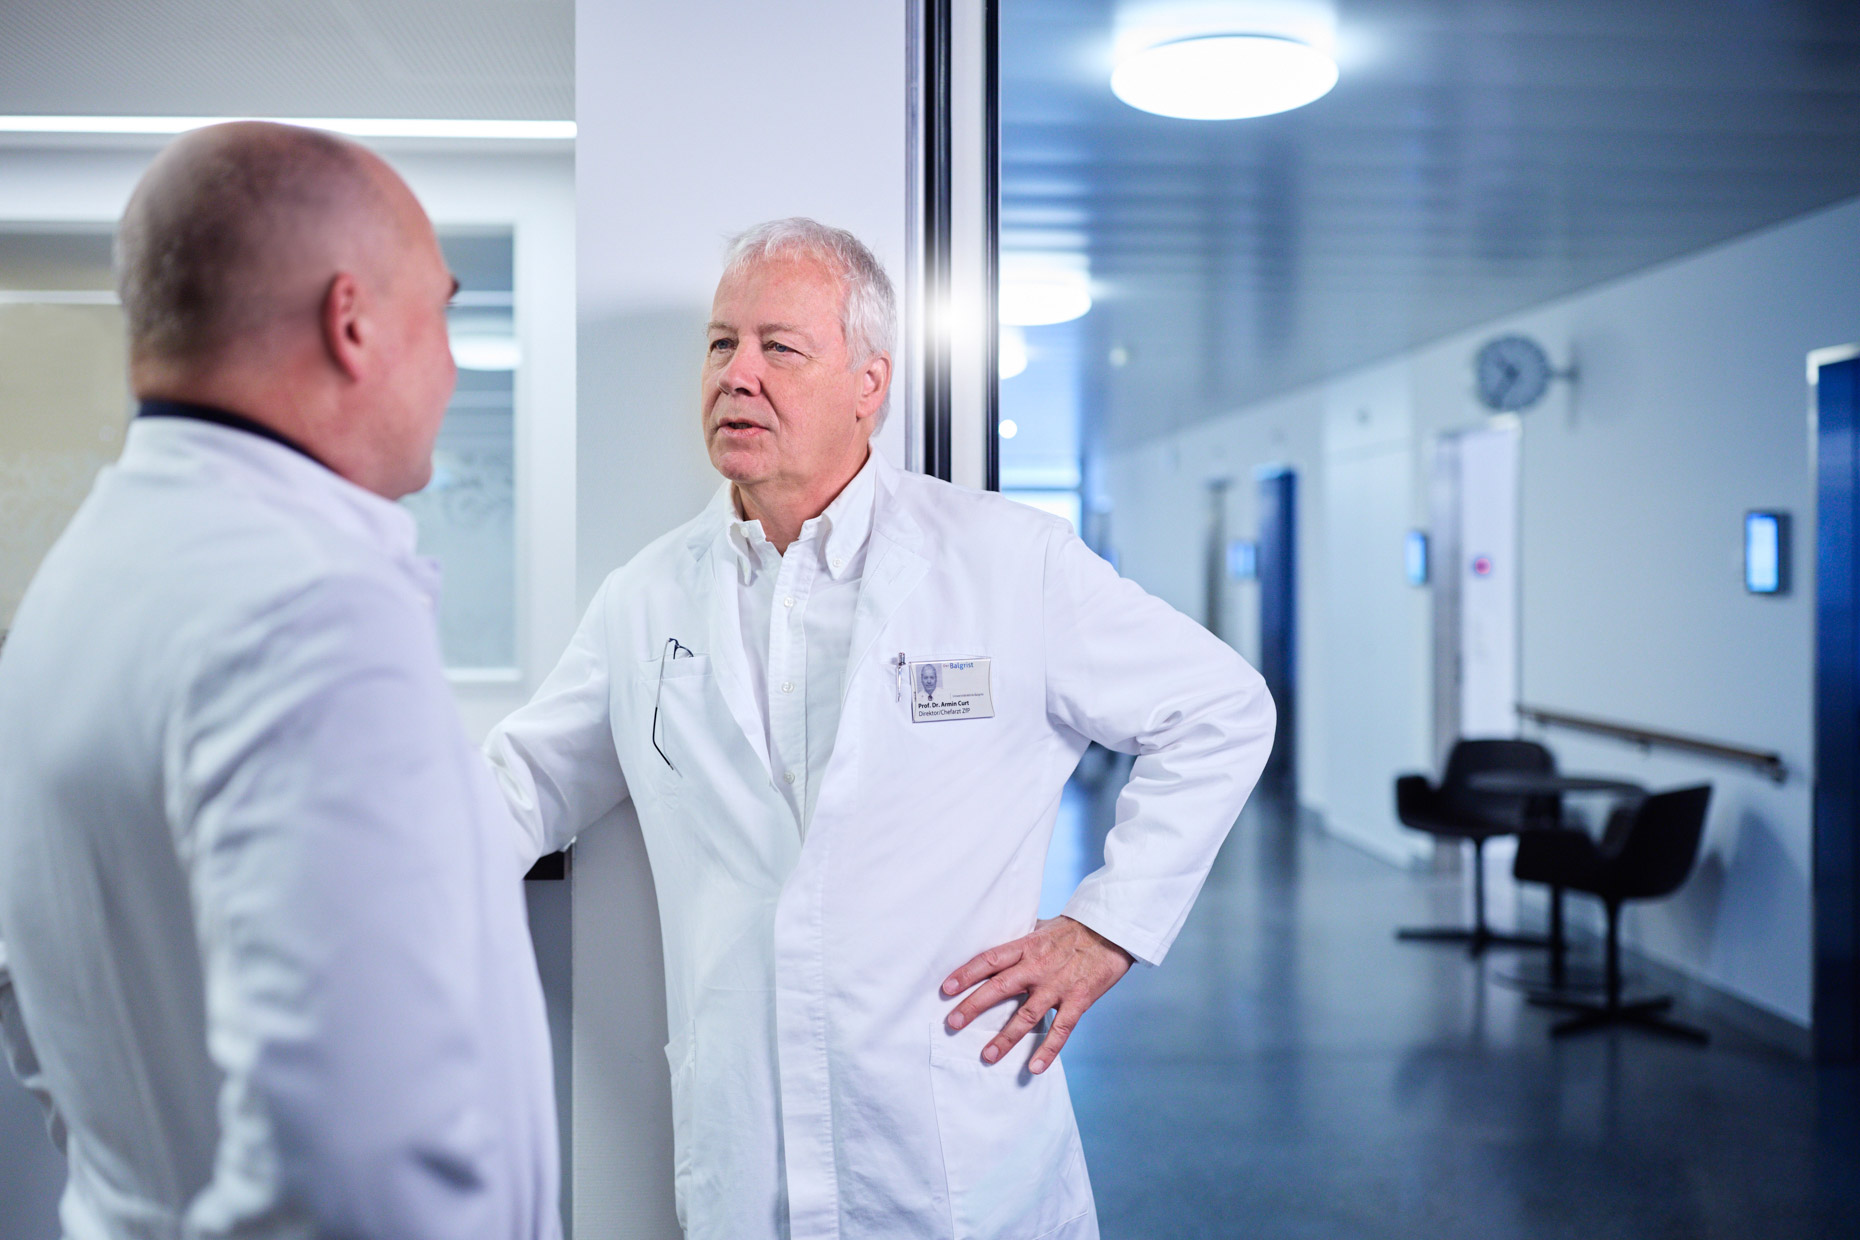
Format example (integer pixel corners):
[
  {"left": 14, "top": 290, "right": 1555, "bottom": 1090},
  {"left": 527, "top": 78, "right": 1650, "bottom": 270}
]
[{"left": 1474, "top": 334, "right": 1554, "bottom": 412}]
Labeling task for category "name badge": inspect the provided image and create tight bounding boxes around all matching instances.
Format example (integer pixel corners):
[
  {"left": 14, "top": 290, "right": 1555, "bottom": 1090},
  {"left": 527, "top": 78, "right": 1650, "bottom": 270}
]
[{"left": 909, "top": 657, "right": 995, "bottom": 723}]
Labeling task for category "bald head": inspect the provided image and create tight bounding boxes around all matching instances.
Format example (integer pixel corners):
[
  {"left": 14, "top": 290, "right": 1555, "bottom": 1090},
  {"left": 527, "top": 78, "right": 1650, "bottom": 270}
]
[
  {"left": 115, "top": 122, "right": 461, "bottom": 500},
  {"left": 115, "top": 121, "right": 405, "bottom": 366}
]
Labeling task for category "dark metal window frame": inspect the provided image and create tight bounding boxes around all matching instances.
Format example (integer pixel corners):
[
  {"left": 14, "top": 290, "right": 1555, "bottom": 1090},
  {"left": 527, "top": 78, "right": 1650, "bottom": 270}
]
[{"left": 915, "top": 0, "right": 1000, "bottom": 489}]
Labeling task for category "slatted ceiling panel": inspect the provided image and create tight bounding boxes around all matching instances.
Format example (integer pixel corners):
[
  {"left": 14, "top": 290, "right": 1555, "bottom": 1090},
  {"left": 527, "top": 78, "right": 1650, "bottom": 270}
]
[
  {"left": 1004, "top": 0, "right": 1860, "bottom": 448},
  {"left": 0, "top": 0, "right": 571, "bottom": 120}
]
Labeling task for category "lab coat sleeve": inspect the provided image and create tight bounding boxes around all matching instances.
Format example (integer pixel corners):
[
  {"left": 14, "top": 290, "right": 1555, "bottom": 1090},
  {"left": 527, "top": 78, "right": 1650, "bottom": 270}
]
[
  {"left": 0, "top": 934, "right": 66, "bottom": 1152},
  {"left": 1043, "top": 530, "right": 1276, "bottom": 966},
  {"left": 482, "top": 577, "right": 630, "bottom": 861},
  {"left": 174, "top": 575, "right": 502, "bottom": 1240}
]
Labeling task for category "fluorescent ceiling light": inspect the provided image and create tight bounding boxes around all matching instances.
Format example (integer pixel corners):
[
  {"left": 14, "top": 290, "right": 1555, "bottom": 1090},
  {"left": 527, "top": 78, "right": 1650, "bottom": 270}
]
[
  {"left": 999, "top": 325, "right": 1029, "bottom": 379},
  {"left": 0, "top": 290, "right": 117, "bottom": 305},
  {"left": 998, "top": 419, "right": 1019, "bottom": 440},
  {"left": 1112, "top": 35, "right": 1338, "bottom": 120},
  {"left": 451, "top": 334, "right": 521, "bottom": 371},
  {"left": 0, "top": 116, "right": 575, "bottom": 140},
  {"left": 1000, "top": 262, "right": 1092, "bottom": 326}
]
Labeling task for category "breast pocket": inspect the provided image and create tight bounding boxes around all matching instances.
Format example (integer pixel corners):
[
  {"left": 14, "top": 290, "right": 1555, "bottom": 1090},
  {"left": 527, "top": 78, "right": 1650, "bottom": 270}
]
[
  {"left": 927, "top": 1003, "right": 1093, "bottom": 1239},
  {"left": 635, "top": 653, "right": 714, "bottom": 793}
]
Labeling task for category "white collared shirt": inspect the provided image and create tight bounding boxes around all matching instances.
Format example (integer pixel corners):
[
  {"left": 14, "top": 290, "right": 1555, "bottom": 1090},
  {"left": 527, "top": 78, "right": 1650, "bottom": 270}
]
[
  {"left": 0, "top": 417, "right": 559, "bottom": 1240},
  {"left": 724, "top": 453, "right": 878, "bottom": 829}
]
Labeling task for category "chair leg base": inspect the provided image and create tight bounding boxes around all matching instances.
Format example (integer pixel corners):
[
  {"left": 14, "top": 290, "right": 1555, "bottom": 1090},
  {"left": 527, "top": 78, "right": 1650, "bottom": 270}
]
[
  {"left": 1396, "top": 925, "right": 1549, "bottom": 957},
  {"left": 1527, "top": 993, "right": 1709, "bottom": 1044}
]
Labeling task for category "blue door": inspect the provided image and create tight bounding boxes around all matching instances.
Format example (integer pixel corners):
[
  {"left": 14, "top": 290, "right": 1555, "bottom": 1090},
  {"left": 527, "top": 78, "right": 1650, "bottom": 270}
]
[
  {"left": 1257, "top": 468, "right": 1297, "bottom": 794},
  {"left": 1815, "top": 349, "right": 1860, "bottom": 1063}
]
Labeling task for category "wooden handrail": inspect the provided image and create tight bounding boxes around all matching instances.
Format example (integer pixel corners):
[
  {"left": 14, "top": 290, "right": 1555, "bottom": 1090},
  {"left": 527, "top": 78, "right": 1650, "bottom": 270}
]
[{"left": 1516, "top": 703, "right": 1788, "bottom": 784}]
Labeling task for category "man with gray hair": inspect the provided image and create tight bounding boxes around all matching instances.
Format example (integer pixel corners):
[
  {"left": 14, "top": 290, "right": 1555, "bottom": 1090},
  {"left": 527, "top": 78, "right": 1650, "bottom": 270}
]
[
  {"left": 486, "top": 217, "right": 1274, "bottom": 1238},
  {"left": 0, "top": 122, "right": 559, "bottom": 1239}
]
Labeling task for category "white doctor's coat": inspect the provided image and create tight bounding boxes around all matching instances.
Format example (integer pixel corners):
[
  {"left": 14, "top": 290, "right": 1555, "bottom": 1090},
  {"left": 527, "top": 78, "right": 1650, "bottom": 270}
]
[
  {"left": 0, "top": 418, "right": 559, "bottom": 1240},
  {"left": 485, "top": 453, "right": 1274, "bottom": 1240}
]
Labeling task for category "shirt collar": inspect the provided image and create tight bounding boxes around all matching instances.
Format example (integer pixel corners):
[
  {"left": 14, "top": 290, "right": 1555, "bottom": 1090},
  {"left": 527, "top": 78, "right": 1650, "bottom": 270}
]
[
  {"left": 817, "top": 450, "right": 878, "bottom": 578},
  {"left": 120, "top": 414, "right": 426, "bottom": 573},
  {"left": 136, "top": 398, "right": 333, "bottom": 472},
  {"left": 718, "top": 450, "right": 879, "bottom": 583}
]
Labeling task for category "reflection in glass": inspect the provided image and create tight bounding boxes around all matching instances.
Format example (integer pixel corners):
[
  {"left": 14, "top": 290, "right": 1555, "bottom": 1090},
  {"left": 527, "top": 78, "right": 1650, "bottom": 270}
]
[
  {"left": 0, "top": 230, "right": 127, "bottom": 633},
  {"left": 402, "top": 231, "right": 517, "bottom": 671},
  {"left": 999, "top": 315, "right": 1083, "bottom": 535}
]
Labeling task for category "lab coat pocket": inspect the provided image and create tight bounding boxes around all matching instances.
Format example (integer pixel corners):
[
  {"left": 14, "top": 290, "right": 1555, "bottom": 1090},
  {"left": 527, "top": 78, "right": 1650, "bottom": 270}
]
[
  {"left": 928, "top": 1009, "right": 1093, "bottom": 1240},
  {"left": 665, "top": 1026, "right": 698, "bottom": 1232},
  {"left": 637, "top": 655, "right": 714, "bottom": 792},
  {"left": 644, "top": 652, "right": 713, "bottom": 681}
]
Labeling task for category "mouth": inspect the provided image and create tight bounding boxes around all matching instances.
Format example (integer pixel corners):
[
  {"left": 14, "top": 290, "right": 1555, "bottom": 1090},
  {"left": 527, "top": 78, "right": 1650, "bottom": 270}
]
[{"left": 714, "top": 416, "right": 769, "bottom": 440}]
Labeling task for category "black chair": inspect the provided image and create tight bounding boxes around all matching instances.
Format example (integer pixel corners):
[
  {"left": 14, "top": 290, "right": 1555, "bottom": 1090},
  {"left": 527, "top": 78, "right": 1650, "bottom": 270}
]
[
  {"left": 1512, "top": 785, "right": 1712, "bottom": 1043},
  {"left": 1394, "top": 739, "right": 1557, "bottom": 955}
]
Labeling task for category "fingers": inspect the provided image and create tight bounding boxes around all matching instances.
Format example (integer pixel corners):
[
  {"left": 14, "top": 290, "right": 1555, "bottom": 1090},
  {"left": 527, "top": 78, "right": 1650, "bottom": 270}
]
[
  {"left": 1028, "top": 1008, "right": 1076, "bottom": 1075},
  {"left": 937, "top": 920, "right": 1132, "bottom": 1074},
  {"left": 982, "top": 990, "right": 1058, "bottom": 1066},
  {"left": 941, "top": 940, "right": 1024, "bottom": 998},
  {"left": 947, "top": 969, "right": 1029, "bottom": 1030}
]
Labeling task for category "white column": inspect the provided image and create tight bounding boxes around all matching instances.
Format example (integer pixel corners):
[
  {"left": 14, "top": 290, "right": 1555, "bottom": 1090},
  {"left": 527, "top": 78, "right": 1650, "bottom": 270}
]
[{"left": 572, "top": 4, "right": 911, "bottom": 1235}]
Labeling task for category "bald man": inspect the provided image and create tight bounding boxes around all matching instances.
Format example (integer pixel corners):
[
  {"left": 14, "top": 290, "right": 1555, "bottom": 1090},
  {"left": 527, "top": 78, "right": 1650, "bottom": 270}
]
[{"left": 0, "top": 124, "right": 559, "bottom": 1239}]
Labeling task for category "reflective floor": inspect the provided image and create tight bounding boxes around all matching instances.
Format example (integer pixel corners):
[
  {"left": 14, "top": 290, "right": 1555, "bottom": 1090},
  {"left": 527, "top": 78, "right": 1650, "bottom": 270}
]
[
  {"left": 0, "top": 1037, "right": 60, "bottom": 1237},
  {"left": 4, "top": 767, "right": 1856, "bottom": 1239},
  {"left": 1053, "top": 760, "right": 1860, "bottom": 1240}
]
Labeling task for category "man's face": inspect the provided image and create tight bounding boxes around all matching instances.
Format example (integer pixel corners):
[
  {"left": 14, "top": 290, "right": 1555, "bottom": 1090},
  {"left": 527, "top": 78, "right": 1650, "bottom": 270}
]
[
  {"left": 363, "top": 177, "right": 458, "bottom": 498},
  {"left": 702, "top": 255, "right": 880, "bottom": 490}
]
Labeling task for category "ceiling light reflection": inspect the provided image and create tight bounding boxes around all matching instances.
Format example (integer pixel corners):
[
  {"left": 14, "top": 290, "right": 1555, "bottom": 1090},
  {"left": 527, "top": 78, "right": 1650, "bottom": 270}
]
[
  {"left": 1000, "top": 263, "right": 1092, "bottom": 326},
  {"left": 999, "top": 325, "right": 1029, "bottom": 379},
  {"left": 451, "top": 334, "right": 521, "bottom": 371},
  {"left": 0, "top": 116, "right": 576, "bottom": 140}
]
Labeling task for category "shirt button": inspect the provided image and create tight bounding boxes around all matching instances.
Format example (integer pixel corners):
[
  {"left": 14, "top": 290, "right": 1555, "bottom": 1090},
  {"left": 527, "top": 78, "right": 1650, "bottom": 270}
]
[
  {"left": 831, "top": 556, "right": 845, "bottom": 570},
  {"left": 784, "top": 770, "right": 796, "bottom": 784},
  {"left": 784, "top": 596, "right": 796, "bottom": 607},
  {"left": 781, "top": 681, "right": 795, "bottom": 693}
]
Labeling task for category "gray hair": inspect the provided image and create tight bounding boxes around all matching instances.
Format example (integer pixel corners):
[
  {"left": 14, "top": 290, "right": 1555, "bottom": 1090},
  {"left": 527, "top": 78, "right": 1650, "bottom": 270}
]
[{"left": 723, "top": 218, "right": 896, "bottom": 424}]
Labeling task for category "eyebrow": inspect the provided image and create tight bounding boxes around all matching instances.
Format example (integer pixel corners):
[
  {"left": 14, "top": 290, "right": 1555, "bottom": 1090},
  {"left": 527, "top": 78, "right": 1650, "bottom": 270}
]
[{"left": 706, "top": 321, "right": 814, "bottom": 342}]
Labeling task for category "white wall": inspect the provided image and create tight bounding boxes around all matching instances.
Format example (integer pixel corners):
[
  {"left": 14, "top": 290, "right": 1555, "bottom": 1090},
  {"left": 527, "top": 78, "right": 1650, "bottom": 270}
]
[
  {"left": 1104, "top": 192, "right": 1860, "bottom": 1030},
  {"left": 572, "top": 3, "right": 910, "bottom": 1236},
  {"left": 1105, "top": 384, "right": 1336, "bottom": 823}
]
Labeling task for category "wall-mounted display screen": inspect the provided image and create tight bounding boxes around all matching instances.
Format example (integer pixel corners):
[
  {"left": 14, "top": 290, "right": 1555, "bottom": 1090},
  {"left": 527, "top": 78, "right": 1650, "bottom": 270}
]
[
  {"left": 1745, "top": 511, "right": 1789, "bottom": 595},
  {"left": 1227, "top": 538, "right": 1258, "bottom": 581},
  {"left": 1405, "top": 530, "right": 1429, "bottom": 586}
]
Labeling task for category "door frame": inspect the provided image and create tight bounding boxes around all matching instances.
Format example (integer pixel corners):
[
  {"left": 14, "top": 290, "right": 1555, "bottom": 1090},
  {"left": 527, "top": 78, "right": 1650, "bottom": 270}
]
[{"left": 910, "top": 0, "right": 1000, "bottom": 489}]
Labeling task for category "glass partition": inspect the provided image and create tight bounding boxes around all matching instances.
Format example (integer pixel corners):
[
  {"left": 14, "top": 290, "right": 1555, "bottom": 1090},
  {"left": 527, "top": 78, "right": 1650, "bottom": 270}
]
[
  {"left": 0, "top": 229, "right": 127, "bottom": 639},
  {"left": 0, "top": 227, "right": 519, "bottom": 676},
  {"left": 405, "top": 229, "right": 518, "bottom": 673}
]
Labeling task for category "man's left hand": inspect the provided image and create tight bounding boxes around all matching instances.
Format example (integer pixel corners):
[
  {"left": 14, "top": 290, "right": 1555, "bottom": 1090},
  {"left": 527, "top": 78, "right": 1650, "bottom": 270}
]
[{"left": 940, "top": 915, "right": 1134, "bottom": 1075}]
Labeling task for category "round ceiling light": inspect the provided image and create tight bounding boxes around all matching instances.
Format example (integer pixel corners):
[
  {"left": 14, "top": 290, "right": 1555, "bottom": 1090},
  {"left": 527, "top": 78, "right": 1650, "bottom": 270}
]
[{"left": 1112, "top": 34, "right": 1338, "bottom": 121}]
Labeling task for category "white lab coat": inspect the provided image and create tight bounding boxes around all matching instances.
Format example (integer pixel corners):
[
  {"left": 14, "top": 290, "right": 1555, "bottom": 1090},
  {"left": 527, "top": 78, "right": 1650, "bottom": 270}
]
[
  {"left": 0, "top": 417, "right": 560, "bottom": 1240},
  {"left": 486, "top": 453, "right": 1274, "bottom": 1240}
]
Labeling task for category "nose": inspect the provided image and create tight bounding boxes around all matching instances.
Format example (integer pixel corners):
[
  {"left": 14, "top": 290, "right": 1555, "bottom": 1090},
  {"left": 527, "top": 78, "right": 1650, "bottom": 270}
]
[{"left": 718, "top": 342, "right": 764, "bottom": 397}]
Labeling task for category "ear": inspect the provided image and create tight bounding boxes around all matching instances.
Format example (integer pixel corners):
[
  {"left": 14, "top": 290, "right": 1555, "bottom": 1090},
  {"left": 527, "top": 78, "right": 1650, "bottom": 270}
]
[
  {"left": 854, "top": 351, "right": 892, "bottom": 423},
  {"left": 320, "top": 271, "right": 366, "bottom": 382}
]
